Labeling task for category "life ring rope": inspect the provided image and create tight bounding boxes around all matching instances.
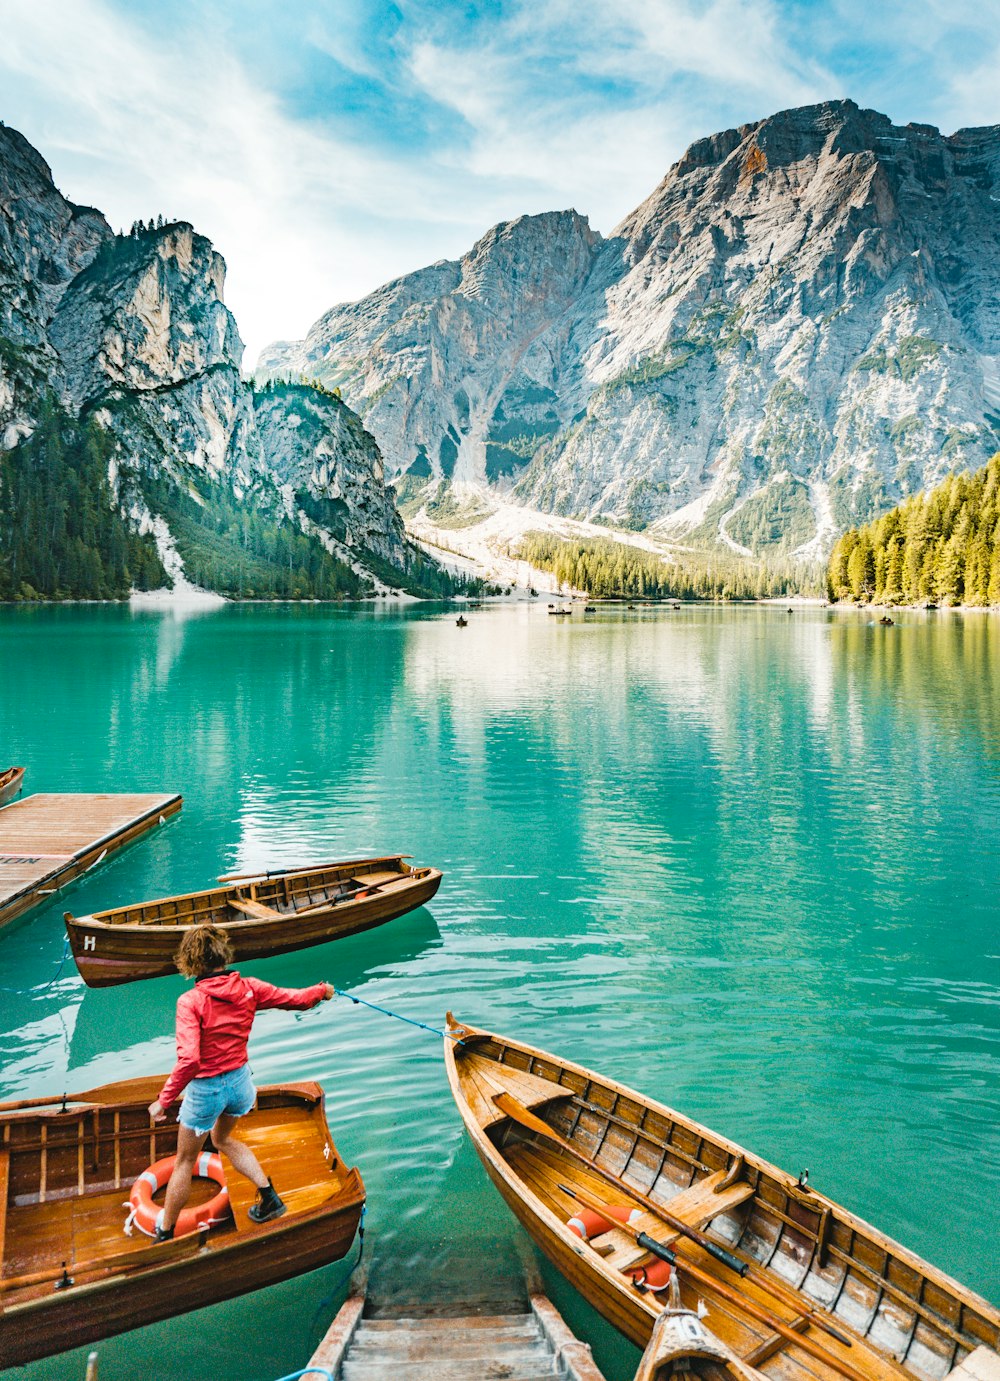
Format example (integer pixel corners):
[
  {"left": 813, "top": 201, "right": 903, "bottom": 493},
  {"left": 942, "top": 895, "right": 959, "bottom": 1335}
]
[{"left": 125, "top": 1152, "right": 230, "bottom": 1238}]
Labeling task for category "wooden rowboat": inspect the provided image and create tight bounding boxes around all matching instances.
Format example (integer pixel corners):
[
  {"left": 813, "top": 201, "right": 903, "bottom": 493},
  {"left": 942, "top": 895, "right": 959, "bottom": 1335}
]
[
  {"left": 0, "top": 1075, "right": 364, "bottom": 1369},
  {"left": 444, "top": 1015, "right": 1000, "bottom": 1381},
  {"left": 0, "top": 766, "right": 25, "bottom": 807},
  {"left": 65, "top": 855, "right": 442, "bottom": 987}
]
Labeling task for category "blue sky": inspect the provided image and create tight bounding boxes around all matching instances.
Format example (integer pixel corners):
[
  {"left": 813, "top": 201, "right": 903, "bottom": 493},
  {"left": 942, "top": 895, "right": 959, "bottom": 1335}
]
[{"left": 1, "top": 0, "right": 998, "bottom": 364}]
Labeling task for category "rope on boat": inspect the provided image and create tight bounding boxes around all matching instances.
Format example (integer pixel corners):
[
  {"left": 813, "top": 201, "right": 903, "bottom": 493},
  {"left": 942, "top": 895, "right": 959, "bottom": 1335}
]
[
  {"left": 0, "top": 937, "right": 72, "bottom": 995},
  {"left": 332, "top": 989, "right": 464, "bottom": 1044}
]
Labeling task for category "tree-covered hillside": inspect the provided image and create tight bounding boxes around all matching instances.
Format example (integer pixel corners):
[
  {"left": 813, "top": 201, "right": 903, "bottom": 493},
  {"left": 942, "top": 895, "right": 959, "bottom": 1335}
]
[
  {"left": 517, "top": 532, "right": 818, "bottom": 600},
  {"left": 827, "top": 453, "right": 1000, "bottom": 605},
  {"left": 0, "top": 402, "right": 166, "bottom": 600}
]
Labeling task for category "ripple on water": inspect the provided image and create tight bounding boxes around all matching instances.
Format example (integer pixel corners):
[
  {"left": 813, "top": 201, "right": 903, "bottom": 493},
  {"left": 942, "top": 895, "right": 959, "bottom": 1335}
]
[{"left": 0, "top": 604, "right": 997, "bottom": 1380}]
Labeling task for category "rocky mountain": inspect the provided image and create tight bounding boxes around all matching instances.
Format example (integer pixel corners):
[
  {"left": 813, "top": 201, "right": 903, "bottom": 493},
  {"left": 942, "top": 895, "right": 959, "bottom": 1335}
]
[
  {"left": 260, "top": 100, "right": 1000, "bottom": 560},
  {"left": 0, "top": 122, "right": 407, "bottom": 598}
]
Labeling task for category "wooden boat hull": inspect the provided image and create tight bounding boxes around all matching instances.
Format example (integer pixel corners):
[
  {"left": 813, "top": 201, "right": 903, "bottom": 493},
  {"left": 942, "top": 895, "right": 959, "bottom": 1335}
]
[
  {"left": 2, "top": 1188, "right": 361, "bottom": 1367},
  {"left": 0, "top": 766, "right": 24, "bottom": 807},
  {"left": 0, "top": 1077, "right": 364, "bottom": 1369},
  {"left": 66, "top": 857, "right": 442, "bottom": 986},
  {"left": 444, "top": 1017, "right": 1000, "bottom": 1381}
]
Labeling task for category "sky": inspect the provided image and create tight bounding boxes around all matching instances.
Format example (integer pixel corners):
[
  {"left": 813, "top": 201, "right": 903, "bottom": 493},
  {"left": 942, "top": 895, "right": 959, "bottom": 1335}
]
[{"left": 1, "top": 0, "right": 998, "bottom": 366}]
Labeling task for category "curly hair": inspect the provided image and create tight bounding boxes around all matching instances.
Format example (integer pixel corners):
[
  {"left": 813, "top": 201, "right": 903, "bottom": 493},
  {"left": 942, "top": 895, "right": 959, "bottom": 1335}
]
[{"left": 175, "top": 924, "right": 234, "bottom": 979}]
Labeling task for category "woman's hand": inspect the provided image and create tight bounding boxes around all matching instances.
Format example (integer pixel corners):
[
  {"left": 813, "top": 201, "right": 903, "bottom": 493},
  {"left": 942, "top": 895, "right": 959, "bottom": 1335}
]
[
  {"left": 148, "top": 1100, "right": 167, "bottom": 1123},
  {"left": 321, "top": 982, "right": 335, "bottom": 1000}
]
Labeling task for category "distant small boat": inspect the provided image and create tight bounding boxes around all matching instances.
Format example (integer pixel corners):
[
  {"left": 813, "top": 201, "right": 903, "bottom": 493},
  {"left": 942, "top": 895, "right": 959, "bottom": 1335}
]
[
  {"left": 548, "top": 606, "right": 572, "bottom": 616},
  {"left": 456, "top": 616, "right": 468, "bottom": 627},
  {"left": 879, "top": 615, "right": 894, "bottom": 625},
  {"left": 584, "top": 604, "right": 597, "bottom": 613},
  {"left": 0, "top": 766, "right": 25, "bottom": 806},
  {"left": 65, "top": 855, "right": 442, "bottom": 987},
  {"left": 445, "top": 1015, "right": 1000, "bottom": 1381},
  {"left": 0, "top": 1076, "right": 364, "bottom": 1369}
]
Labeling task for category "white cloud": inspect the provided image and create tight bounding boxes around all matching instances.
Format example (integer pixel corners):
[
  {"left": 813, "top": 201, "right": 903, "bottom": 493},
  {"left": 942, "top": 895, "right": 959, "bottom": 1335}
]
[
  {"left": 403, "top": 0, "right": 836, "bottom": 232},
  {"left": 0, "top": 0, "right": 493, "bottom": 361},
  {"left": 0, "top": 0, "right": 994, "bottom": 370}
]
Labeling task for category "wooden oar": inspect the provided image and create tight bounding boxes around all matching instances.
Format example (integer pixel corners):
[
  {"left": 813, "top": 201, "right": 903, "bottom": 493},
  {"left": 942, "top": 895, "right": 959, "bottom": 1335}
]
[
  {"left": 495, "top": 1091, "right": 854, "bottom": 1350},
  {"left": 217, "top": 855, "right": 410, "bottom": 883},
  {"left": 0, "top": 1226, "right": 209, "bottom": 1293},
  {"left": 561, "top": 1181, "right": 868, "bottom": 1381},
  {"left": 0, "top": 1076, "right": 161, "bottom": 1114},
  {"left": 494, "top": 1092, "right": 746, "bottom": 1276}
]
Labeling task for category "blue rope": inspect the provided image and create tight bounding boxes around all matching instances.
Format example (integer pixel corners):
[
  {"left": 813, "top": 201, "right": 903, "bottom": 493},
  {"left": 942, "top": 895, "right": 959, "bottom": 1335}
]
[
  {"left": 0, "top": 937, "right": 72, "bottom": 995},
  {"left": 333, "top": 988, "right": 464, "bottom": 1043}
]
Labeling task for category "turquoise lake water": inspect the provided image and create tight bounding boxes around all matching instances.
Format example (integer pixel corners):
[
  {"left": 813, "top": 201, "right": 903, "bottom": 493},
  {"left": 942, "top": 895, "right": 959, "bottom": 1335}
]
[{"left": 0, "top": 602, "right": 997, "bottom": 1380}]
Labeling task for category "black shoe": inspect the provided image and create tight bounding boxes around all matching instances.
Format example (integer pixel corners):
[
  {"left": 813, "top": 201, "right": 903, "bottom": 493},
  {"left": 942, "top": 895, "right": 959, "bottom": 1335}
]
[
  {"left": 153, "top": 1222, "right": 175, "bottom": 1243},
  {"left": 248, "top": 1178, "right": 286, "bottom": 1224}
]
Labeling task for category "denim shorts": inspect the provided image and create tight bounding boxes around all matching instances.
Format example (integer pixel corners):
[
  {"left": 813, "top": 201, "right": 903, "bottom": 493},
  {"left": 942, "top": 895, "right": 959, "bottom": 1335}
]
[{"left": 178, "top": 1064, "right": 256, "bottom": 1136}]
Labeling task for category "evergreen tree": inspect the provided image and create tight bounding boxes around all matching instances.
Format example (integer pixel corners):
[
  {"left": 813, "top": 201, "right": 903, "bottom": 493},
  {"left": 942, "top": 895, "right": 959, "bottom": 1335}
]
[
  {"left": 827, "top": 451, "right": 1000, "bottom": 605},
  {"left": 0, "top": 401, "right": 167, "bottom": 599}
]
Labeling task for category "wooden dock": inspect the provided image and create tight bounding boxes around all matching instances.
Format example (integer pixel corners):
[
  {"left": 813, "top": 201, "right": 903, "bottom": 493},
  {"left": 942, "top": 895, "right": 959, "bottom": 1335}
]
[
  {"left": 0, "top": 792, "right": 181, "bottom": 929},
  {"left": 308, "top": 1268, "right": 608, "bottom": 1381}
]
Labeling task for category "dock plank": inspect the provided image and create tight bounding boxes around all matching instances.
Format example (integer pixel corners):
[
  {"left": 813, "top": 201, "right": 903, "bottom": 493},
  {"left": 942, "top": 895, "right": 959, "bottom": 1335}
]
[{"left": 0, "top": 793, "right": 182, "bottom": 929}]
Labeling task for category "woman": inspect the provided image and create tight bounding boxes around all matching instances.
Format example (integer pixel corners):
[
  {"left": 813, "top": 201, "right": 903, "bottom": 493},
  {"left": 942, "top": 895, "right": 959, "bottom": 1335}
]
[{"left": 147, "top": 923, "right": 333, "bottom": 1240}]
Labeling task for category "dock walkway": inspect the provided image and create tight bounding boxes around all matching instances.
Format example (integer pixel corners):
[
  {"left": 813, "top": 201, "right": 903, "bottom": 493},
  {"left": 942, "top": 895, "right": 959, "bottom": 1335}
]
[
  {"left": 0, "top": 792, "right": 181, "bottom": 929},
  {"left": 308, "top": 1270, "right": 607, "bottom": 1381}
]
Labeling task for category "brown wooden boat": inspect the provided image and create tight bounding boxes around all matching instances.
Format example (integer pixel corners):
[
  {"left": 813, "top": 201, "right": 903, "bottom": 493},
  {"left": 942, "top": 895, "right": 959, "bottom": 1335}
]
[
  {"left": 65, "top": 854, "right": 442, "bottom": 987},
  {"left": 0, "top": 766, "right": 25, "bottom": 807},
  {"left": 444, "top": 1015, "right": 1000, "bottom": 1381},
  {"left": 0, "top": 1074, "right": 364, "bottom": 1369}
]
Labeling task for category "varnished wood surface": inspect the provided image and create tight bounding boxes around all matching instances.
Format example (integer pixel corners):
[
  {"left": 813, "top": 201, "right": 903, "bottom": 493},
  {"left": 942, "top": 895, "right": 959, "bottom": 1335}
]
[
  {"left": 444, "top": 1016, "right": 1000, "bottom": 1381},
  {"left": 65, "top": 856, "right": 442, "bottom": 985},
  {"left": 0, "top": 766, "right": 25, "bottom": 807},
  {"left": 307, "top": 1274, "right": 610, "bottom": 1380},
  {"left": 0, "top": 1076, "right": 364, "bottom": 1368},
  {"left": 0, "top": 792, "right": 181, "bottom": 930}
]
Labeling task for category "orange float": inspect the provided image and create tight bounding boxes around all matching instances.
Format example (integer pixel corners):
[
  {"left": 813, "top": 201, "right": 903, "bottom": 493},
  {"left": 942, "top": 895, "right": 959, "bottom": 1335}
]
[{"left": 127, "top": 1152, "right": 229, "bottom": 1238}]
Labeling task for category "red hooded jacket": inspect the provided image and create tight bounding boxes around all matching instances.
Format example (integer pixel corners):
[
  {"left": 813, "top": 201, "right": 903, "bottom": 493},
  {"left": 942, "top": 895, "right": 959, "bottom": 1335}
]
[{"left": 158, "top": 970, "right": 327, "bottom": 1109}]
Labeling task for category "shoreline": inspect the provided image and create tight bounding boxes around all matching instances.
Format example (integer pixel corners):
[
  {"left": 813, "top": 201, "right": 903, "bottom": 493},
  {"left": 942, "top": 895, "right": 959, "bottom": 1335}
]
[{"left": 2, "top": 588, "right": 997, "bottom": 612}]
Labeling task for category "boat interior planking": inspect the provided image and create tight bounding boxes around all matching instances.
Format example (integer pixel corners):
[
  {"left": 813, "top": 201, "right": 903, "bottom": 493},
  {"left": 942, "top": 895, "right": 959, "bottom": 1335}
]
[{"left": 444, "top": 1017, "right": 1000, "bottom": 1381}]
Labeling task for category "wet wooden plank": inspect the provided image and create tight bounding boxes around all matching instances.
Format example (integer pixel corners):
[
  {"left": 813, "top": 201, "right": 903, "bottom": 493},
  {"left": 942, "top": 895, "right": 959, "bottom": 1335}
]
[{"left": 0, "top": 793, "right": 181, "bottom": 929}]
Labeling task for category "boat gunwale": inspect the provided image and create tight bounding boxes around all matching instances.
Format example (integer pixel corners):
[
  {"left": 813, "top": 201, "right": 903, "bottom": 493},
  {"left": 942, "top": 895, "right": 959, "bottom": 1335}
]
[
  {"left": 444, "top": 1018, "right": 1000, "bottom": 1351},
  {"left": 70, "top": 860, "right": 439, "bottom": 931}
]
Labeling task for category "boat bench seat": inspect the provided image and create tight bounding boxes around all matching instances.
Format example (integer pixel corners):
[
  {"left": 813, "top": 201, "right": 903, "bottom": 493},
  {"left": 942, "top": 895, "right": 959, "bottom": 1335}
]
[
  {"left": 229, "top": 897, "right": 282, "bottom": 920},
  {"left": 593, "top": 1170, "right": 754, "bottom": 1273},
  {"left": 463, "top": 1055, "right": 571, "bottom": 1130},
  {"left": 945, "top": 1349, "right": 1000, "bottom": 1381},
  {"left": 219, "top": 1107, "right": 347, "bottom": 1229}
]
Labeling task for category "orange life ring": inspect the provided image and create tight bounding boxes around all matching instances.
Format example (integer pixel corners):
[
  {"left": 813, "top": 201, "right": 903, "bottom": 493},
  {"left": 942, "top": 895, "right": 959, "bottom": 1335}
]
[
  {"left": 566, "top": 1203, "right": 641, "bottom": 1240},
  {"left": 128, "top": 1152, "right": 229, "bottom": 1238},
  {"left": 628, "top": 1257, "right": 673, "bottom": 1293},
  {"left": 566, "top": 1204, "right": 673, "bottom": 1291}
]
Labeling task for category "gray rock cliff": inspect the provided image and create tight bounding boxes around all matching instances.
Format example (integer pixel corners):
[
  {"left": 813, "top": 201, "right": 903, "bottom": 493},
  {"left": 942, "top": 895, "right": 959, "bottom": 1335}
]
[
  {"left": 0, "top": 123, "right": 406, "bottom": 589},
  {"left": 261, "top": 101, "right": 1000, "bottom": 557}
]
